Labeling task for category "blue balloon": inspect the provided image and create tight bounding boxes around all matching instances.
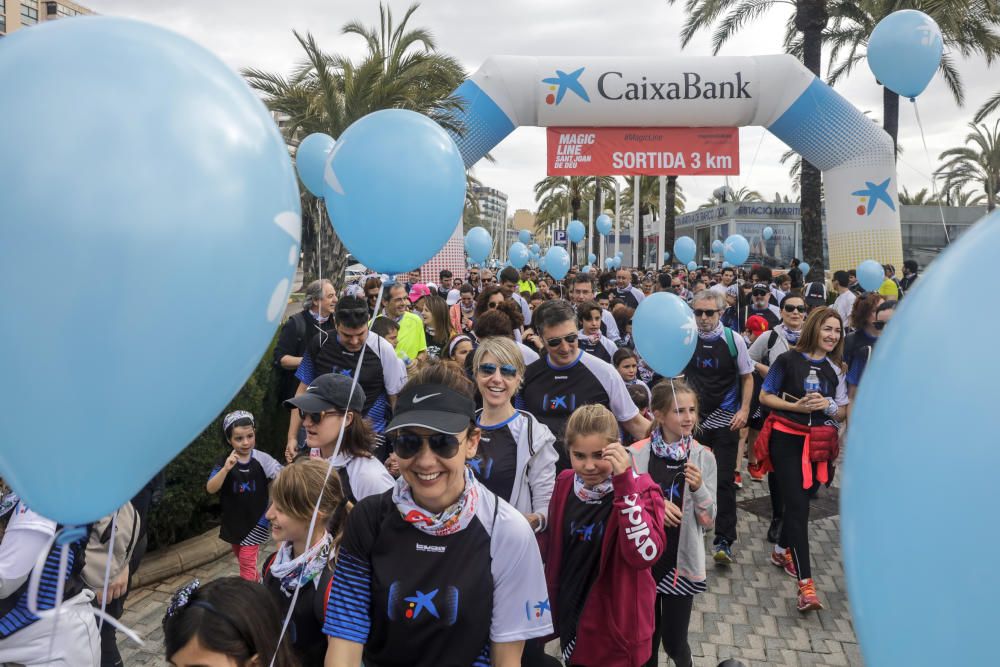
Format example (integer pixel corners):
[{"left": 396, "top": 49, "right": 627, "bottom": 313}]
[
  {"left": 723, "top": 234, "right": 750, "bottom": 266},
  {"left": 0, "top": 17, "right": 301, "bottom": 525},
  {"left": 465, "top": 226, "right": 493, "bottom": 264},
  {"left": 762, "top": 226, "right": 774, "bottom": 241},
  {"left": 632, "top": 293, "right": 698, "bottom": 377},
  {"left": 596, "top": 214, "right": 613, "bottom": 236},
  {"left": 616, "top": 251, "right": 624, "bottom": 258},
  {"left": 530, "top": 243, "right": 541, "bottom": 255},
  {"left": 711, "top": 239, "right": 724, "bottom": 254},
  {"left": 613, "top": 256, "right": 622, "bottom": 269},
  {"left": 588, "top": 252, "right": 597, "bottom": 264},
  {"left": 296, "top": 133, "right": 335, "bottom": 198},
  {"left": 663, "top": 251, "right": 671, "bottom": 262},
  {"left": 567, "top": 219, "right": 586, "bottom": 243},
  {"left": 581, "top": 265, "right": 591, "bottom": 274},
  {"left": 508, "top": 242, "right": 530, "bottom": 269},
  {"left": 544, "top": 246, "right": 571, "bottom": 280},
  {"left": 518, "top": 229, "right": 532, "bottom": 244},
  {"left": 843, "top": 211, "right": 999, "bottom": 665},
  {"left": 325, "top": 109, "right": 465, "bottom": 273},
  {"left": 605, "top": 258, "right": 615, "bottom": 269},
  {"left": 722, "top": 261, "right": 731, "bottom": 269},
  {"left": 867, "top": 10, "right": 943, "bottom": 99},
  {"left": 798, "top": 261, "right": 811, "bottom": 277},
  {"left": 674, "top": 236, "right": 696, "bottom": 265},
  {"left": 857, "top": 259, "right": 885, "bottom": 292},
  {"left": 687, "top": 261, "right": 698, "bottom": 271}
]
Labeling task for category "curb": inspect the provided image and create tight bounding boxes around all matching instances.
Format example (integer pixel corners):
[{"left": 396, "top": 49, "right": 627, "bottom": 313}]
[{"left": 131, "top": 528, "right": 230, "bottom": 589}]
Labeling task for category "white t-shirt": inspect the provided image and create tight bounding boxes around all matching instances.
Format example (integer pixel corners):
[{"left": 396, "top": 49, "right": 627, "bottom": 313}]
[
  {"left": 517, "top": 342, "right": 540, "bottom": 366},
  {"left": 833, "top": 290, "right": 857, "bottom": 326},
  {"left": 309, "top": 449, "right": 395, "bottom": 502},
  {"left": 0, "top": 502, "right": 55, "bottom": 596}
]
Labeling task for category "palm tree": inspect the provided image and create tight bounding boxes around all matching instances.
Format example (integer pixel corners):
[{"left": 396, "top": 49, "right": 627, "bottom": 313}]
[
  {"left": 810, "top": 0, "right": 1000, "bottom": 155},
  {"left": 667, "top": 0, "right": 829, "bottom": 281},
  {"left": 897, "top": 186, "right": 937, "bottom": 205},
  {"left": 622, "top": 176, "right": 687, "bottom": 266},
  {"left": 242, "top": 3, "right": 466, "bottom": 286},
  {"left": 935, "top": 120, "right": 1000, "bottom": 212},
  {"left": 698, "top": 186, "right": 763, "bottom": 208},
  {"left": 941, "top": 186, "right": 986, "bottom": 207}
]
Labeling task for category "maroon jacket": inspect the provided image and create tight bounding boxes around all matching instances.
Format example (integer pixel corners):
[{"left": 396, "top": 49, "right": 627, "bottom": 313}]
[{"left": 539, "top": 469, "right": 666, "bottom": 666}]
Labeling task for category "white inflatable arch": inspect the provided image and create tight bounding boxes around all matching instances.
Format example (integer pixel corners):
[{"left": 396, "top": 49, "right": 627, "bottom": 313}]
[{"left": 448, "top": 55, "right": 903, "bottom": 270}]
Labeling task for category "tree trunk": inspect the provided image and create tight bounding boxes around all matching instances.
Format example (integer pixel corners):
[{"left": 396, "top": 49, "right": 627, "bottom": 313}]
[
  {"left": 664, "top": 176, "right": 678, "bottom": 267},
  {"left": 796, "top": 1, "right": 829, "bottom": 282},
  {"left": 883, "top": 86, "right": 899, "bottom": 160},
  {"left": 301, "top": 196, "right": 348, "bottom": 291}
]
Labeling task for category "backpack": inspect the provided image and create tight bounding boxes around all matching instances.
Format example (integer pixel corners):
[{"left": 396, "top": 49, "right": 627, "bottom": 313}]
[{"left": 722, "top": 327, "right": 738, "bottom": 359}]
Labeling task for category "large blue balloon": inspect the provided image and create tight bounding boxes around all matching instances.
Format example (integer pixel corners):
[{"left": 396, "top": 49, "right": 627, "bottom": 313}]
[
  {"left": 325, "top": 109, "right": 465, "bottom": 273},
  {"left": 632, "top": 293, "right": 698, "bottom": 377},
  {"left": 711, "top": 239, "right": 724, "bottom": 254},
  {"left": 530, "top": 243, "right": 541, "bottom": 255},
  {"left": 867, "top": 10, "right": 943, "bottom": 99},
  {"left": 663, "top": 251, "right": 671, "bottom": 262},
  {"left": 508, "top": 242, "right": 530, "bottom": 269},
  {"left": 674, "top": 236, "right": 696, "bottom": 265},
  {"left": 0, "top": 17, "right": 301, "bottom": 525},
  {"left": 581, "top": 265, "right": 591, "bottom": 274},
  {"left": 687, "top": 261, "right": 698, "bottom": 271},
  {"left": 613, "top": 256, "right": 622, "bottom": 269},
  {"left": 798, "top": 261, "right": 811, "bottom": 277},
  {"left": 843, "top": 211, "right": 998, "bottom": 665},
  {"left": 296, "top": 133, "right": 335, "bottom": 198},
  {"left": 723, "top": 234, "right": 750, "bottom": 266},
  {"left": 762, "top": 226, "right": 774, "bottom": 241},
  {"left": 465, "top": 226, "right": 493, "bottom": 264},
  {"left": 596, "top": 214, "right": 613, "bottom": 236},
  {"left": 605, "top": 258, "right": 615, "bottom": 269},
  {"left": 518, "top": 229, "right": 532, "bottom": 244},
  {"left": 588, "top": 252, "right": 597, "bottom": 264},
  {"left": 857, "top": 259, "right": 885, "bottom": 292},
  {"left": 545, "top": 246, "right": 571, "bottom": 280},
  {"left": 567, "top": 219, "right": 586, "bottom": 244},
  {"left": 616, "top": 251, "right": 624, "bottom": 258}
]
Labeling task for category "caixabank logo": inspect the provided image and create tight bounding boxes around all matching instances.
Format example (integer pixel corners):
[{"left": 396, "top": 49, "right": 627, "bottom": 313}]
[
  {"left": 851, "top": 178, "right": 895, "bottom": 216},
  {"left": 542, "top": 66, "right": 753, "bottom": 104}
]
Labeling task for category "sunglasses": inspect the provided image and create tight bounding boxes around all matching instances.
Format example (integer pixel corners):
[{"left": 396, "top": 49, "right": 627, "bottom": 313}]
[
  {"left": 545, "top": 332, "right": 579, "bottom": 348},
  {"left": 477, "top": 363, "right": 518, "bottom": 378},
  {"left": 391, "top": 432, "right": 462, "bottom": 459},
  {"left": 752, "top": 289, "right": 768, "bottom": 296},
  {"left": 487, "top": 301, "right": 501, "bottom": 309},
  {"left": 693, "top": 309, "right": 719, "bottom": 318},
  {"left": 298, "top": 408, "right": 344, "bottom": 423},
  {"left": 783, "top": 304, "right": 808, "bottom": 313},
  {"left": 873, "top": 320, "right": 888, "bottom": 330}
]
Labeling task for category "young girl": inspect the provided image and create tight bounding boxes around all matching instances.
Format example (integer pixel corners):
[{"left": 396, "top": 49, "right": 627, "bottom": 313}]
[
  {"left": 756, "top": 307, "right": 848, "bottom": 612},
  {"left": 577, "top": 301, "right": 618, "bottom": 363},
  {"left": 631, "top": 381, "right": 718, "bottom": 667},
  {"left": 163, "top": 577, "right": 297, "bottom": 667},
  {"left": 540, "top": 404, "right": 666, "bottom": 666},
  {"left": 444, "top": 333, "right": 473, "bottom": 367},
  {"left": 614, "top": 348, "right": 652, "bottom": 406},
  {"left": 206, "top": 410, "right": 282, "bottom": 581},
  {"left": 417, "top": 294, "right": 454, "bottom": 359},
  {"left": 262, "top": 459, "right": 350, "bottom": 666}
]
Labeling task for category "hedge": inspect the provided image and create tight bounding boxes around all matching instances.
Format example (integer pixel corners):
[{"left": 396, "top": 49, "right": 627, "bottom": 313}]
[{"left": 146, "top": 331, "right": 289, "bottom": 551}]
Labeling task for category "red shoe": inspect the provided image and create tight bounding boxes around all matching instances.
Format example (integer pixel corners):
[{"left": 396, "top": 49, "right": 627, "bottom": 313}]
[
  {"left": 748, "top": 463, "right": 765, "bottom": 482},
  {"left": 797, "top": 578, "right": 824, "bottom": 612},
  {"left": 770, "top": 548, "right": 797, "bottom": 578},
  {"left": 734, "top": 471, "right": 743, "bottom": 488}
]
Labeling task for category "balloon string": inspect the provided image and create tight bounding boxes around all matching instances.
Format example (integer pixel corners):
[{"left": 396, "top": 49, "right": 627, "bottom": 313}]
[
  {"left": 97, "top": 511, "right": 119, "bottom": 631},
  {"left": 270, "top": 286, "right": 385, "bottom": 667},
  {"left": 911, "top": 99, "right": 951, "bottom": 244}
]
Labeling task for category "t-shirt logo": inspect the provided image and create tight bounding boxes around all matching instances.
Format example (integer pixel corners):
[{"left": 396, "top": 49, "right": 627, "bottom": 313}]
[
  {"left": 697, "top": 356, "right": 719, "bottom": 369},
  {"left": 468, "top": 455, "right": 494, "bottom": 479},
  {"left": 543, "top": 393, "right": 576, "bottom": 411},
  {"left": 388, "top": 582, "right": 460, "bottom": 625},
  {"left": 525, "top": 598, "right": 551, "bottom": 620},
  {"left": 235, "top": 480, "right": 257, "bottom": 494},
  {"left": 569, "top": 520, "right": 605, "bottom": 542},
  {"left": 405, "top": 589, "right": 439, "bottom": 619}
]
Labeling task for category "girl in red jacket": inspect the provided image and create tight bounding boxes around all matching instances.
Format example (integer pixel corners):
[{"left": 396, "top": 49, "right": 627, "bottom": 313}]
[{"left": 539, "top": 404, "right": 666, "bottom": 667}]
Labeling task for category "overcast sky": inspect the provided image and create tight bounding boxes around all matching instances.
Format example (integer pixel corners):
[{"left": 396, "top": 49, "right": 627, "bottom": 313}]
[{"left": 87, "top": 0, "right": 997, "bottom": 215}]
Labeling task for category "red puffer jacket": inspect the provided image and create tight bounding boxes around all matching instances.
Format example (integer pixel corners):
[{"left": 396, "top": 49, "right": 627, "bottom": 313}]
[{"left": 754, "top": 412, "right": 839, "bottom": 488}]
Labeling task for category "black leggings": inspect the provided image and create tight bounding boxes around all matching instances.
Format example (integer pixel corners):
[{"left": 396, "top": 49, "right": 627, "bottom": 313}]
[
  {"left": 768, "top": 470, "right": 783, "bottom": 520},
  {"left": 644, "top": 594, "right": 694, "bottom": 667},
  {"left": 769, "top": 430, "right": 813, "bottom": 580}
]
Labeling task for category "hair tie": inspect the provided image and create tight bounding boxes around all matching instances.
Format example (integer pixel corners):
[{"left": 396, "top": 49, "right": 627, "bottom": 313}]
[
  {"left": 222, "top": 410, "right": 255, "bottom": 432},
  {"left": 164, "top": 579, "right": 200, "bottom": 621},
  {"left": 448, "top": 334, "right": 471, "bottom": 356}
]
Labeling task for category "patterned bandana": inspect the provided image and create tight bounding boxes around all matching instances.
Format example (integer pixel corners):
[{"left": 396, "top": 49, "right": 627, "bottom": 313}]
[
  {"left": 0, "top": 491, "right": 19, "bottom": 519},
  {"left": 393, "top": 466, "right": 479, "bottom": 537},
  {"left": 779, "top": 324, "right": 802, "bottom": 345},
  {"left": 222, "top": 410, "right": 255, "bottom": 432},
  {"left": 573, "top": 474, "right": 614, "bottom": 502},
  {"left": 269, "top": 532, "right": 334, "bottom": 597},
  {"left": 697, "top": 321, "right": 725, "bottom": 341},
  {"left": 649, "top": 428, "right": 691, "bottom": 461}
]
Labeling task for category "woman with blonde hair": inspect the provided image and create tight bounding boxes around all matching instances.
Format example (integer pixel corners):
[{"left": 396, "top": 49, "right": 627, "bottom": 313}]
[{"left": 263, "top": 458, "right": 351, "bottom": 666}]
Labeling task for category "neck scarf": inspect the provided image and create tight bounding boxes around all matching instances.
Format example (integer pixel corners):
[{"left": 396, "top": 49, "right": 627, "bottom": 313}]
[
  {"left": 573, "top": 474, "right": 613, "bottom": 502},
  {"left": 269, "top": 532, "right": 334, "bottom": 597},
  {"left": 650, "top": 428, "right": 691, "bottom": 461},
  {"left": 0, "top": 491, "right": 19, "bottom": 519},
  {"left": 697, "top": 321, "right": 724, "bottom": 341},
  {"left": 779, "top": 324, "right": 802, "bottom": 345},
  {"left": 309, "top": 309, "right": 330, "bottom": 324},
  {"left": 393, "top": 467, "right": 479, "bottom": 537}
]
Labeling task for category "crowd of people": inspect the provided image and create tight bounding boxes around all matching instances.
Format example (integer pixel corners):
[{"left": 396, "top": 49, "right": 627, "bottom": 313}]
[{"left": 0, "top": 255, "right": 914, "bottom": 667}]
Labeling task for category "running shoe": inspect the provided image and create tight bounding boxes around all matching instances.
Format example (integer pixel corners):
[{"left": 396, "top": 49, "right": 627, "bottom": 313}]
[
  {"left": 713, "top": 540, "right": 735, "bottom": 565},
  {"left": 797, "top": 579, "right": 824, "bottom": 612},
  {"left": 734, "top": 471, "right": 743, "bottom": 489},
  {"left": 770, "top": 548, "right": 797, "bottom": 578},
  {"left": 748, "top": 463, "right": 765, "bottom": 482}
]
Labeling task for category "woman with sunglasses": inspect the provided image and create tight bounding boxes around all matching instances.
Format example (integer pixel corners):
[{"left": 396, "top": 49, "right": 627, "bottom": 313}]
[
  {"left": 471, "top": 337, "right": 558, "bottom": 533},
  {"left": 285, "top": 373, "right": 394, "bottom": 504},
  {"left": 843, "top": 297, "right": 893, "bottom": 403},
  {"left": 475, "top": 285, "right": 506, "bottom": 318},
  {"left": 323, "top": 362, "right": 552, "bottom": 667},
  {"left": 754, "top": 307, "right": 848, "bottom": 612}
]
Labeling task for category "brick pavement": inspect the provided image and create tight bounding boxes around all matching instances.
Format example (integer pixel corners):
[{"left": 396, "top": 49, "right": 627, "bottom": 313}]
[{"left": 119, "top": 474, "right": 861, "bottom": 666}]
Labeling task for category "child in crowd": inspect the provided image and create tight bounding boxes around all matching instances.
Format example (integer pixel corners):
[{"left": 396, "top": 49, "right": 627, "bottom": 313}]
[
  {"left": 262, "top": 459, "right": 351, "bottom": 666},
  {"left": 631, "top": 381, "right": 717, "bottom": 667},
  {"left": 614, "top": 348, "right": 652, "bottom": 404},
  {"left": 163, "top": 577, "right": 298, "bottom": 667},
  {"left": 206, "top": 410, "right": 282, "bottom": 581},
  {"left": 370, "top": 316, "right": 399, "bottom": 349},
  {"left": 540, "top": 404, "right": 666, "bottom": 666}
]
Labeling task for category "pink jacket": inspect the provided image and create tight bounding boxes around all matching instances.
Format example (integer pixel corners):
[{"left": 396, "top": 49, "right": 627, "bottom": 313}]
[{"left": 539, "top": 469, "right": 666, "bottom": 667}]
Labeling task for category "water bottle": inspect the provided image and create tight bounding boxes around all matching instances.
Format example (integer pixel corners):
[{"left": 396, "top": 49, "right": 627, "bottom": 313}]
[{"left": 804, "top": 369, "right": 821, "bottom": 395}]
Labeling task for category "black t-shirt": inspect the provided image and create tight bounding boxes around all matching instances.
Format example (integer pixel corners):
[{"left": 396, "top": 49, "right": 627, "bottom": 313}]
[
  {"left": 558, "top": 491, "right": 612, "bottom": 657},
  {"left": 262, "top": 553, "right": 334, "bottom": 667},
  {"left": 209, "top": 451, "right": 279, "bottom": 544},
  {"left": 683, "top": 335, "right": 739, "bottom": 416},
  {"left": 762, "top": 351, "right": 843, "bottom": 426},
  {"left": 647, "top": 453, "right": 687, "bottom": 584},
  {"left": 471, "top": 417, "right": 519, "bottom": 502},
  {"left": 273, "top": 311, "right": 337, "bottom": 401},
  {"left": 614, "top": 288, "right": 640, "bottom": 310},
  {"left": 577, "top": 335, "right": 613, "bottom": 363},
  {"left": 748, "top": 305, "right": 781, "bottom": 329}
]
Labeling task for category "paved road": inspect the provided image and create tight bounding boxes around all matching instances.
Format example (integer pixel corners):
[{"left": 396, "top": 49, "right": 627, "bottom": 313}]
[{"left": 119, "top": 469, "right": 861, "bottom": 666}]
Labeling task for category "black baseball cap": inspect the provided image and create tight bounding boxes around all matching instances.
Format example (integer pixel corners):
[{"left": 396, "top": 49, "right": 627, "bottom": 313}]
[
  {"left": 385, "top": 383, "right": 476, "bottom": 435},
  {"left": 284, "top": 373, "right": 366, "bottom": 413},
  {"left": 752, "top": 282, "right": 769, "bottom": 293}
]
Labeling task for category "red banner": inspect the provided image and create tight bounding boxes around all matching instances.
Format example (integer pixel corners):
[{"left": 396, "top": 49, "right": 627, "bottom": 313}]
[{"left": 546, "top": 126, "right": 739, "bottom": 176}]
